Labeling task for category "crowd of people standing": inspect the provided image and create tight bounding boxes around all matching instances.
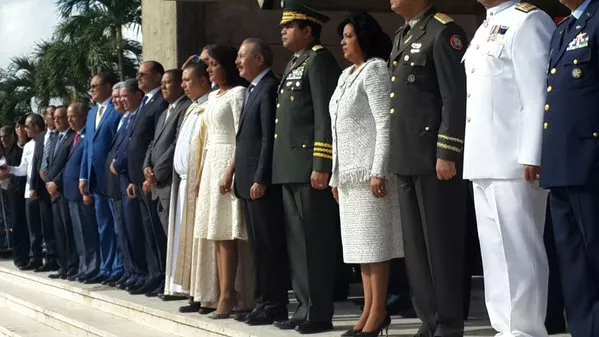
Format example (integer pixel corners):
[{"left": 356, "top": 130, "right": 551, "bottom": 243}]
[{"left": 0, "top": 0, "right": 598, "bottom": 336}]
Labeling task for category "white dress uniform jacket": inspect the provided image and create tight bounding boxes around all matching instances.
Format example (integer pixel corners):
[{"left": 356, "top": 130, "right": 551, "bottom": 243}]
[{"left": 462, "top": 1, "right": 556, "bottom": 180}]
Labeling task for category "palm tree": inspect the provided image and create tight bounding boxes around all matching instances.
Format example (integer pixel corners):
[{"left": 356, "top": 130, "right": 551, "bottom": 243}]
[
  {"left": 55, "top": 0, "right": 142, "bottom": 80},
  {"left": 0, "top": 57, "right": 40, "bottom": 125}
]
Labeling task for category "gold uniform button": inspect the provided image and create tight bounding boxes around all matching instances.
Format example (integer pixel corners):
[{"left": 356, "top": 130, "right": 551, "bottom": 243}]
[
  {"left": 274, "top": 134, "right": 278, "bottom": 139},
  {"left": 424, "top": 126, "right": 430, "bottom": 131},
  {"left": 390, "top": 108, "right": 395, "bottom": 114},
  {"left": 574, "top": 59, "right": 579, "bottom": 65},
  {"left": 390, "top": 92, "right": 395, "bottom": 98},
  {"left": 594, "top": 132, "right": 598, "bottom": 138},
  {"left": 393, "top": 61, "right": 398, "bottom": 67},
  {"left": 545, "top": 104, "right": 550, "bottom": 111},
  {"left": 275, "top": 118, "right": 278, "bottom": 124},
  {"left": 290, "top": 96, "right": 295, "bottom": 102},
  {"left": 551, "top": 68, "right": 557, "bottom": 75},
  {"left": 547, "top": 86, "right": 552, "bottom": 92},
  {"left": 544, "top": 123, "right": 549, "bottom": 129},
  {"left": 280, "top": 89, "right": 284, "bottom": 94},
  {"left": 302, "top": 144, "right": 307, "bottom": 149},
  {"left": 277, "top": 103, "right": 280, "bottom": 108},
  {"left": 391, "top": 76, "right": 396, "bottom": 82}
]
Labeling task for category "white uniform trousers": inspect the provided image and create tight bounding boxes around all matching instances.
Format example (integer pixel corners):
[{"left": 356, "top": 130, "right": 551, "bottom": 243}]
[
  {"left": 165, "top": 177, "right": 188, "bottom": 295},
  {"left": 472, "top": 179, "right": 549, "bottom": 337}
]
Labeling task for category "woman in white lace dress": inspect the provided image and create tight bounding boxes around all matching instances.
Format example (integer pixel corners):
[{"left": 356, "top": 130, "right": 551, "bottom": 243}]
[
  {"left": 329, "top": 12, "right": 403, "bottom": 336},
  {"left": 193, "top": 45, "right": 254, "bottom": 318}
]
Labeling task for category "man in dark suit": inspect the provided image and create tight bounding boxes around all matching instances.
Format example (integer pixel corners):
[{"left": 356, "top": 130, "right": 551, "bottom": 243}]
[
  {"left": 44, "top": 106, "right": 78, "bottom": 279},
  {"left": 79, "top": 72, "right": 123, "bottom": 284},
  {"left": 272, "top": 2, "right": 341, "bottom": 334},
  {"left": 1, "top": 126, "right": 28, "bottom": 268},
  {"left": 29, "top": 108, "right": 59, "bottom": 272},
  {"left": 143, "top": 69, "right": 190, "bottom": 236},
  {"left": 234, "top": 38, "right": 288, "bottom": 326},
  {"left": 125, "top": 61, "right": 169, "bottom": 295},
  {"left": 541, "top": 1, "right": 599, "bottom": 335},
  {"left": 64, "top": 103, "right": 100, "bottom": 282},
  {"left": 111, "top": 80, "right": 148, "bottom": 292},
  {"left": 388, "top": 0, "right": 468, "bottom": 336}
]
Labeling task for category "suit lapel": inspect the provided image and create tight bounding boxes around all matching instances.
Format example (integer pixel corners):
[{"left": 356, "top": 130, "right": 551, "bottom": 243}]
[
  {"left": 239, "top": 72, "right": 274, "bottom": 137},
  {"left": 551, "top": 5, "right": 596, "bottom": 67},
  {"left": 132, "top": 96, "right": 156, "bottom": 131}
]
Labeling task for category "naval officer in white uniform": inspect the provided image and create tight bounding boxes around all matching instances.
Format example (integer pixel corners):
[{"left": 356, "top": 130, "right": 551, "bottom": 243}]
[{"left": 462, "top": 1, "right": 555, "bottom": 337}]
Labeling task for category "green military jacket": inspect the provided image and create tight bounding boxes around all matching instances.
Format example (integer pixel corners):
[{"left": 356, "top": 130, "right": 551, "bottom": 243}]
[
  {"left": 388, "top": 8, "right": 468, "bottom": 176},
  {"left": 272, "top": 43, "right": 341, "bottom": 184}
]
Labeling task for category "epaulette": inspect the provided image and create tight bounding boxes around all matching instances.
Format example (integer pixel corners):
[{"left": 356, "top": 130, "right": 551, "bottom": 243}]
[
  {"left": 434, "top": 13, "right": 454, "bottom": 25},
  {"left": 312, "top": 44, "right": 324, "bottom": 52},
  {"left": 515, "top": 2, "right": 537, "bottom": 13}
]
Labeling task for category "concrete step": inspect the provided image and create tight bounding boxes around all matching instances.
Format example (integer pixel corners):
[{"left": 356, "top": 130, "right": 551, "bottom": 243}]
[
  {"left": 0, "top": 305, "right": 71, "bottom": 337},
  {"left": 0, "top": 277, "right": 180, "bottom": 337}
]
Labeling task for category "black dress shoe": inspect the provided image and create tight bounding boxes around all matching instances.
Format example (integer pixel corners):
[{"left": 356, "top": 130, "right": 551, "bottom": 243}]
[
  {"left": 67, "top": 274, "right": 80, "bottom": 281},
  {"left": 179, "top": 302, "right": 201, "bottom": 313},
  {"left": 125, "top": 279, "right": 145, "bottom": 292},
  {"left": 145, "top": 286, "right": 162, "bottom": 298},
  {"left": 273, "top": 319, "right": 303, "bottom": 330},
  {"left": 295, "top": 321, "right": 333, "bottom": 334},
  {"left": 118, "top": 276, "right": 136, "bottom": 290},
  {"left": 159, "top": 294, "right": 187, "bottom": 301},
  {"left": 19, "top": 261, "right": 42, "bottom": 271},
  {"left": 234, "top": 311, "right": 249, "bottom": 322},
  {"left": 113, "top": 274, "right": 129, "bottom": 287},
  {"left": 245, "top": 310, "right": 288, "bottom": 326},
  {"left": 198, "top": 307, "right": 216, "bottom": 315},
  {"left": 129, "top": 278, "right": 161, "bottom": 295},
  {"left": 83, "top": 274, "right": 107, "bottom": 284},
  {"left": 102, "top": 274, "right": 122, "bottom": 286},
  {"left": 34, "top": 261, "right": 59, "bottom": 273}
]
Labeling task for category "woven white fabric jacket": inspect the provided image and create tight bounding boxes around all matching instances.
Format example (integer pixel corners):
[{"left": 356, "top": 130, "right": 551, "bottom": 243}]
[{"left": 329, "top": 58, "right": 391, "bottom": 187}]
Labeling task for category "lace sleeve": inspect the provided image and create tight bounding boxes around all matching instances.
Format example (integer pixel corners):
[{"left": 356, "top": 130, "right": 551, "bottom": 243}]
[{"left": 231, "top": 86, "right": 246, "bottom": 134}]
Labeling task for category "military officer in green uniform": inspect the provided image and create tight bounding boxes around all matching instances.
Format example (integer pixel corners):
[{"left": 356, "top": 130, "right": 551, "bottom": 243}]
[
  {"left": 271, "top": 0, "right": 341, "bottom": 334},
  {"left": 388, "top": 0, "right": 469, "bottom": 336}
]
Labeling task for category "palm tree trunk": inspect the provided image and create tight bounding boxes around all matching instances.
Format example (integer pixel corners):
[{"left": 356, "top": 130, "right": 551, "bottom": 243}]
[{"left": 116, "top": 28, "right": 124, "bottom": 81}]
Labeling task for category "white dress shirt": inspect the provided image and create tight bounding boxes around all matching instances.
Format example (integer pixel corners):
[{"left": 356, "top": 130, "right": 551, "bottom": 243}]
[{"left": 9, "top": 139, "right": 35, "bottom": 198}]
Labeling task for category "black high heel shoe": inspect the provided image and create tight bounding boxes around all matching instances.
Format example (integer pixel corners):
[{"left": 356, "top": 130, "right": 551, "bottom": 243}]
[
  {"left": 357, "top": 315, "right": 391, "bottom": 337},
  {"left": 341, "top": 328, "right": 361, "bottom": 336}
]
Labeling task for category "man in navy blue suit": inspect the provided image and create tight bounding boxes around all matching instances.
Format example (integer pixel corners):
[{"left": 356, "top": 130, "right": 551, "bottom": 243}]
[
  {"left": 79, "top": 72, "right": 123, "bottom": 284},
  {"left": 64, "top": 103, "right": 100, "bottom": 282},
  {"left": 541, "top": 0, "right": 599, "bottom": 336}
]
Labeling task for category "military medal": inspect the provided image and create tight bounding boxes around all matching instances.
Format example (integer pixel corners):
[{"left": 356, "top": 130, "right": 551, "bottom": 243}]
[{"left": 572, "top": 67, "right": 583, "bottom": 79}]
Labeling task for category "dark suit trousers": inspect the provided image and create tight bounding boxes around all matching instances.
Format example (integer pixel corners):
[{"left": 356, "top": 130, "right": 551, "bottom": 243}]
[
  {"left": 119, "top": 175, "right": 147, "bottom": 278},
  {"left": 8, "top": 188, "right": 28, "bottom": 264},
  {"left": 137, "top": 184, "right": 167, "bottom": 280},
  {"left": 69, "top": 201, "right": 100, "bottom": 277},
  {"left": 155, "top": 185, "right": 170, "bottom": 234},
  {"left": 25, "top": 199, "right": 43, "bottom": 262},
  {"left": 550, "top": 187, "right": 599, "bottom": 337},
  {"left": 543, "top": 198, "right": 565, "bottom": 324},
  {"left": 39, "top": 197, "right": 56, "bottom": 261},
  {"left": 52, "top": 198, "right": 78, "bottom": 272},
  {"left": 241, "top": 186, "right": 289, "bottom": 313},
  {"left": 396, "top": 174, "right": 466, "bottom": 337},
  {"left": 281, "top": 183, "right": 338, "bottom": 323},
  {"left": 109, "top": 198, "right": 134, "bottom": 276}
]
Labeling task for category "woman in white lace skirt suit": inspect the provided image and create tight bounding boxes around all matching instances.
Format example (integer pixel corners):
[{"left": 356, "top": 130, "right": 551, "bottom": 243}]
[
  {"left": 193, "top": 45, "right": 253, "bottom": 318},
  {"left": 329, "top": 12, "right": 404, "bottom": 336}
]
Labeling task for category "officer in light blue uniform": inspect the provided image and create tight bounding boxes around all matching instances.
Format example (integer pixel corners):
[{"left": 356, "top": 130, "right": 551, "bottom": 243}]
[{"left": 540, "top": 0, "right": 599, "bottom": 336}]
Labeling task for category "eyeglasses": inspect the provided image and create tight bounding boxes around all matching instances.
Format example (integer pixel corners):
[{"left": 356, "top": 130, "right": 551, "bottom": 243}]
[
  {"left": 90, "top": 83, "right": 104, "bottom": 90},
  {"left": 136, "top": 72, "right": 152, "bottom": 77}
]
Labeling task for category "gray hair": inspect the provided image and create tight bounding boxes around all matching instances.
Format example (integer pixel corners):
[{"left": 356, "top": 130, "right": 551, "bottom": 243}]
[
  {"left": 242, "top": 38, "right": 274, "bottom": 67},
  {"left": 120, "top": 79, "right": 140, "bottom": 95},
  {"left": 112, "top": 81, "right": 124, "bottom": 91}
]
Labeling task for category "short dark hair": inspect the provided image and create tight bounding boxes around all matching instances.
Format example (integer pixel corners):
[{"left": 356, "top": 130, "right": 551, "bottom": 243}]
[
  {"left": 337, "top": 12, "right": 392, "bottom": 61},
  {"left": 145, "top": 61, "right": 165, "bottom": 76},
  {"left": 0, "top": 126, "right": 15, "bottom": 136},
  {"left": 95, "top": 71, "right": 117, "bottom": 87},
  {"left": 243, "top": 38, "right": 274, "bottom": 67},
  {"left": 164, "top": 69, "right": 183, "bottom": 83},
  {"left": 183, "top": 60, "right": 209, "bottom": 80},
  {"left": 207, "top": 45, "right": 249, "bottom": 88},
  {"left": 15, "top": 116, "right": 26, "bottom": 127},
  {"left": 296, "top": 20, "right": 322, "bottom": 41},
  {"left": 27, "top": 113, "right": 46, "bottom": 130}
]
